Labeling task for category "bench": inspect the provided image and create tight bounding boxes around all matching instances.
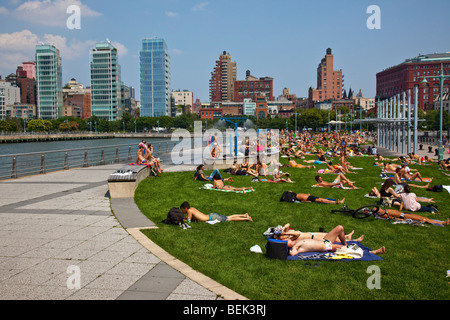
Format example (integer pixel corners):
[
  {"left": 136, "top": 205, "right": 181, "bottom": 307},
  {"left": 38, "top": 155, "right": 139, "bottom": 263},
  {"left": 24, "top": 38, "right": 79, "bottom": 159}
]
[{"left": 108, "top": 165, "right": 151, "bottom": 198}]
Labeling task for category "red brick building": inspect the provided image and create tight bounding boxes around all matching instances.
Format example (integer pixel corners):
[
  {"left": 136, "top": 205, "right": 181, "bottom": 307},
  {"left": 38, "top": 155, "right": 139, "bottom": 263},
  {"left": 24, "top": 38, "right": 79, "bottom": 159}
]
[
  {"left": 200, "top": 107, "right": 223, "bottom": 120},
  {"left": 234, "top": 71, "right": 273, "bottom": 102},
  {"left": 376, "top": 53, "right": 450, "bottom": 110},
  {"left": 309, "top": 48, "right": 344, "bottom": 103}
]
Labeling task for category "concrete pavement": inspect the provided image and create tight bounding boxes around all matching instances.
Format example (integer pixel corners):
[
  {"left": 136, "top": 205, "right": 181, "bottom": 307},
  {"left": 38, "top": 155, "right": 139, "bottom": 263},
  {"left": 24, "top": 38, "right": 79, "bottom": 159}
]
[{"left": 0, "top": 163, "right": 246, "bottom": 300}]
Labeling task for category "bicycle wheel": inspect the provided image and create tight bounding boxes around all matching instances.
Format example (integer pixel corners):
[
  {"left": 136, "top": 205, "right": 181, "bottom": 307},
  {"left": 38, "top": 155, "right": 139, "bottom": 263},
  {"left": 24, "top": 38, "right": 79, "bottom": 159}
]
[{"left": 352, "top": 205, "right": 380, "bottom": 219}]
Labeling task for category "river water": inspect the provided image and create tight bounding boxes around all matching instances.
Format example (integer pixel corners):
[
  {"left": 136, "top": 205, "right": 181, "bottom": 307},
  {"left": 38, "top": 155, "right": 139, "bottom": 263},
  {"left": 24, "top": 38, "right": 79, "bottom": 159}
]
[{"left": 0, "top": 137, "right": 177, "bottom": 180}]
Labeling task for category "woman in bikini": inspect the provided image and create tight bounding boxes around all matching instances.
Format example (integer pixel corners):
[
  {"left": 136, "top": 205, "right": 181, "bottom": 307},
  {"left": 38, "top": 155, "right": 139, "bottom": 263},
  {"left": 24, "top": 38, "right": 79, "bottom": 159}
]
[{"left": 212, "top": 174, "right": 254, "bottom": 192}]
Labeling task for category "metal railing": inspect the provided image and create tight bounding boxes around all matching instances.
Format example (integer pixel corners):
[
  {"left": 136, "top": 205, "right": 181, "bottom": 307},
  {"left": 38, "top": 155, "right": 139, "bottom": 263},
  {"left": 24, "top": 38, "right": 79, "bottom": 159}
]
[{"left": 0, "top": 140, "right": 178, "bottom": 181}]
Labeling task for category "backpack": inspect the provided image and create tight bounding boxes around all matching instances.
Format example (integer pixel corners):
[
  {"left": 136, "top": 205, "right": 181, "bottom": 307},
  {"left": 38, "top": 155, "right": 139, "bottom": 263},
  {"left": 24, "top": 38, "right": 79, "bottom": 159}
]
[
  {"left": 280, "top": 191, "right": 297, "bottom": 203},
  {"left": 427, "top": 185, "right": 443, "bottom": 192},
  {"left": 265, "top": 238, "right": 289, "bottom": 260},
  {"left": 162, "top": 207, "right": 184, "bottom": 225}
]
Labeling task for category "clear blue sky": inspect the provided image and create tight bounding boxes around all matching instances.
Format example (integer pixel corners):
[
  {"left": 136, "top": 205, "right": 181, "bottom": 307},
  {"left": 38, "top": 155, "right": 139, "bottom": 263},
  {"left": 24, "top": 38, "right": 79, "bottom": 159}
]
[{"left": 1, "top": 0, "right": 449, "bottom": 102}]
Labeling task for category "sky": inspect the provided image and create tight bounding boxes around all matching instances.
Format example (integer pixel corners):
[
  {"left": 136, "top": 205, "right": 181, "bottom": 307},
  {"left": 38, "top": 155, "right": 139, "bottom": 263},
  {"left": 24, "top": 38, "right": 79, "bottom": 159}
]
[{"left": 1, "top": 0, "right": 450, "bottom": 102}]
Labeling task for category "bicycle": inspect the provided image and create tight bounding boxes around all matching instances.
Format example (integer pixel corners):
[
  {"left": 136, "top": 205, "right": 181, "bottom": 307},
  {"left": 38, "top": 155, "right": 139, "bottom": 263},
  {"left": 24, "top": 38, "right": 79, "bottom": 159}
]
[{"left": 331, "top": 204, "right": 392, "bottom": 220}]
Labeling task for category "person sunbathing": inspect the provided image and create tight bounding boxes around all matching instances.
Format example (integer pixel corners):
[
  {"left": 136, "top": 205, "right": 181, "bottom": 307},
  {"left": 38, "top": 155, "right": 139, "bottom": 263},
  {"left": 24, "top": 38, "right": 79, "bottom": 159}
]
[
  {"left": 180, "top": 201, "right": 252, "bottom": 222},
  {"left": 373, "top": 207, "right": 449, "bottom": 226},
  {"left": 315, "top": 174, "right": 359, "bottom": 189},
  {"left": 397, "top": 166, "right": 425, "bottom": 182},
  {"left": 291, "top": 192, "right": 345, "bottom": 204},
  {"left": 274, "top": 223, "right": 363, "bottom": 242},
  {"left": 212, "top": 174, "right": 254, "bottom": 192},
  {"left": 288, "top": 157, "right": 315, "bottom": 169},
  {"left": 287, "top": 225, "right": 386, "bottom": 256}
]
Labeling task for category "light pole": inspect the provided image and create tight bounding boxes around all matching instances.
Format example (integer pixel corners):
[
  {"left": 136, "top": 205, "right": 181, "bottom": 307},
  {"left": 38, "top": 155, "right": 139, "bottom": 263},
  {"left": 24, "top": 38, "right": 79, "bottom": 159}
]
[{"left": 420, "top": 63, "right": 450, "bottom": 161}]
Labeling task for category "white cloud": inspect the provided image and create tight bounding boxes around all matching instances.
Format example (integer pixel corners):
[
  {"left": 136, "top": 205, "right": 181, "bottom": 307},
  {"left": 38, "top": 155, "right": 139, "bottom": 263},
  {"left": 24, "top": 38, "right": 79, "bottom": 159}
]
[
  {"left": 192, "top": 2, "right": 209, "bottom": 11},
  {"left": 111, "top": 41, "right": 128, "bottom": 57},
  {"left": 3, "top": 0, "right": 102, "bottom": 27},
  {"left": 0, "top": 29, "right": 120, "bottom": 73},
  {"left": 171, "top": 49, "right": 182, "bottom": 55},
  {"left": 165, "top": 11, "right": 178, "bottom": 18}
]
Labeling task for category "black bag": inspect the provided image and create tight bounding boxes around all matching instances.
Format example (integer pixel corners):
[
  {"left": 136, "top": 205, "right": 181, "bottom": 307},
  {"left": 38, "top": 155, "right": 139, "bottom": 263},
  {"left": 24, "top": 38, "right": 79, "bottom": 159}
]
[
  {"left": 162, "top": 207, "right": 184, "bottom": 225},
  {"left": 265, "top": 239, "right": 288, "bottom": 260},
  {"left": 432, "top": 185, "right": 443, "bottom": 192},
  {"left": 280, "top": 191, "right": 297, "bottom": 202}
]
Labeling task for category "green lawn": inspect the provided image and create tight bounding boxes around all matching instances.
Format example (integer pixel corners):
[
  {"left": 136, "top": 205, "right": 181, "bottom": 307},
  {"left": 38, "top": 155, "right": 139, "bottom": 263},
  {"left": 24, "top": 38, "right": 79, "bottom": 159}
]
[{"left": 135, "top": 154, "right": 450, "bottom": 300}]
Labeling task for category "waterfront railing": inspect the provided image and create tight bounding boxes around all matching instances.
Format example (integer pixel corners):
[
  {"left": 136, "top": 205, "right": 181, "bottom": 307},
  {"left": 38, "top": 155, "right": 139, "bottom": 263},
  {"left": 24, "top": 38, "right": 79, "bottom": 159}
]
[{"left": 0, "top": 141, "right": 177, "bottom": 181}]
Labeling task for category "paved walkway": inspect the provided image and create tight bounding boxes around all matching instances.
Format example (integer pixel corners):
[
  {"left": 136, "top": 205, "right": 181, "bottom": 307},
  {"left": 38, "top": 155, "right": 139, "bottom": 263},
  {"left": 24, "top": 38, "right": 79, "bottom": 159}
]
[{"left": 0, "top": 162, "right": 246, "bottom": 300}]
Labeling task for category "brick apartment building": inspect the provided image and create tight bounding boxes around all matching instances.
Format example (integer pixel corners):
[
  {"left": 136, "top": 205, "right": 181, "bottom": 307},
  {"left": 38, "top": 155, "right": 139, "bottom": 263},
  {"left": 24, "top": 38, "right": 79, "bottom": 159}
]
[
  {"left": 376, "top": 52, "right": 450, "bottom": 110},
  {"left": 233, "top": 70, "right": 273, "bottom": 102},
  {"left": 209, "top": 51, "right": 236, "bottom": 103},
  {"left": 309, "top": 48, "right": 344, "bottom": 103}
]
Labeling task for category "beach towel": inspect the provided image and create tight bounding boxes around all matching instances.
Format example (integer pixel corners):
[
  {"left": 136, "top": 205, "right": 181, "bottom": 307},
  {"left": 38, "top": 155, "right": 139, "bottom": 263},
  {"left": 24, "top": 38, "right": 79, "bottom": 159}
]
[
  {"left": 288, "top": 241, "right": 383, "bottom": 261},
  {"left": 200, "top": 183, "right": 253, "bottom": 193}
]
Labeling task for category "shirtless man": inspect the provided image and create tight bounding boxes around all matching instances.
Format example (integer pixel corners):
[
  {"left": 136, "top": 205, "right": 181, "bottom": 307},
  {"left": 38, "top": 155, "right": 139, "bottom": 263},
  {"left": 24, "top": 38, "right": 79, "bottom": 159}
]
[
  {"left": 293, "top": 192, "right": 345, "bottom": 204},
  {"left": 287, "top": 225, "right": 386, "bottom": 256},
  {"left": 212, "top": 174, "right": 254, "bottom": 192},
  {"left": 180, "top": 201, "right": 252, "bottom": 222},
  {"left": 275, "top": 223, "right": 363, "bottom": 242},
  {"left": 315, "top": 174, "right": 359, "bottom": 189}
]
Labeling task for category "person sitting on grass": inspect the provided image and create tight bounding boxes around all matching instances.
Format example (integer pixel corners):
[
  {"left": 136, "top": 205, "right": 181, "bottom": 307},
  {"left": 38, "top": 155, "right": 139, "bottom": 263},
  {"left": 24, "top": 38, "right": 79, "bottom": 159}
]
[
  {"left": 194, "top": 164, "right": 233, "bottom": 182},
  {"left": 180, "top": 201, "right": 252, "bottom": 222},
  {"left": 286, "top": 225, "right": 386, "bottom": 256},
  {"left": 270, "top": 162, "right": 294, "bottom": 183},
  {"left": 315, "top": 174, "right": 360, "bottom": 189},
  {"left": 212, "top": 174, "right": 254, "bottom": 192},
  {"left": 399, "top": 184, "right": 438, "bottom": 214}
]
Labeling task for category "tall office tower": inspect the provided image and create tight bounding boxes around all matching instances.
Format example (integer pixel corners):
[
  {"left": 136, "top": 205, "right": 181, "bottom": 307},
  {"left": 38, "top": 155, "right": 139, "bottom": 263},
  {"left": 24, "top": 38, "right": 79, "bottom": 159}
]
[
  {"left": 140, "top": 38, "right": 171, "bottom": 117},
  {"left": 309, "top": 48, "right": 344, "bottom": 102},
  {"left": 209, "top": 51, "right": 237, "bottom": 103},
  {"left": 35, "top": 44, "right": 63, "bottom": 119},
  {"left": 90, "top": 40, "right": 122, "bottom": 120}
]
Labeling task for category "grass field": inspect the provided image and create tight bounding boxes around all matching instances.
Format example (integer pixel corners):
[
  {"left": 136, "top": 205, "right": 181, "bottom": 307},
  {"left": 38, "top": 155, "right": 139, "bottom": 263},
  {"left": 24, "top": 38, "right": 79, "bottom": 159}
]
[{"left": 135, "top": 153, "right": 450, "bottom": 300}]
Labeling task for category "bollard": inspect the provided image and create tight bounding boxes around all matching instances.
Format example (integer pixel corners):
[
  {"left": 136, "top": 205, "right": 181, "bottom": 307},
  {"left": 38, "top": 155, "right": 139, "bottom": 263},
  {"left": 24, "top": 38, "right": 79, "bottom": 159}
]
[
  {"left": 115, "top": 148, "right": 119, "bottom": 163},
  {"left": 83, "top": 151, "right": 88, "bottom": 167},
  {"left": 11, "top": 157, "right": 17, "bottom": 179},
  {"left": 64, "top": 152, "right": 69, "bottom": 170},
  {"left": 40, "top": 155, "right": 45, "bottom": 174},
  {"left": 428, "top": 146, "right": 433, "bottom": 153},
  {"left": 100, "top": 149, "right": 105, "bottom": 165},
  {"left": 128, "top": 146, "right": 131, "bottom": 161}
]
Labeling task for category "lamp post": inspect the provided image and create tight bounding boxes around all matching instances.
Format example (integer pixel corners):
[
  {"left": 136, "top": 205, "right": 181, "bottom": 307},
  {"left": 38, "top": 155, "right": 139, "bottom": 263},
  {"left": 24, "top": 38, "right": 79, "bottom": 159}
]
[{"left": 420, "top": 63, "right": 450, "bottom": 161}]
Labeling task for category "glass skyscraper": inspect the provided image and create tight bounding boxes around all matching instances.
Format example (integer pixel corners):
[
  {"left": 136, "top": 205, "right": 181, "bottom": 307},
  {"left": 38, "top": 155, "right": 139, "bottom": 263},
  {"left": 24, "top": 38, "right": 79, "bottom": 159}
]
[
  {"left": 140, "top": 38, "right": 171, "bottom": 117},
  {"left": 90, "top": 40, "right": 122, "bottom": 120},
  {"left": 35, "top": 45, "right": 62, "bottom": 120}
]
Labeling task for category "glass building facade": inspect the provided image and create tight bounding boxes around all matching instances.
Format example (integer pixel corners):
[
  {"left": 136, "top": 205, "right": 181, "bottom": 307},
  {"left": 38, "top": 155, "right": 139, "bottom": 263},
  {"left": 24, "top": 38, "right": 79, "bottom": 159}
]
[
  {"left": 90, "top": 41, "right": 122, "bottom": 120},
  {"left": 140, "top": 38, "right": 171, "bottom": 117},
  {"left": 35, "top": 45, "right": 63, "bottom": 120}
]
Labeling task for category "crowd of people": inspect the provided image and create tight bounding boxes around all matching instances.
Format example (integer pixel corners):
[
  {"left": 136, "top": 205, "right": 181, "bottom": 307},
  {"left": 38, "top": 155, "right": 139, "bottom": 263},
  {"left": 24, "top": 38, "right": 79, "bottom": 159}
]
[{"left": 138, "top": 130, "right": 449, "bottom": 257}]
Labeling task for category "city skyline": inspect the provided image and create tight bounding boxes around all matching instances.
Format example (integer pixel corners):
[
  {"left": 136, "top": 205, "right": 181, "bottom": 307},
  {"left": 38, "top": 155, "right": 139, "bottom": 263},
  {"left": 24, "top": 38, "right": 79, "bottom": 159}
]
[{"left": 1, "top": 0, "right": 450, "bottom": 103}]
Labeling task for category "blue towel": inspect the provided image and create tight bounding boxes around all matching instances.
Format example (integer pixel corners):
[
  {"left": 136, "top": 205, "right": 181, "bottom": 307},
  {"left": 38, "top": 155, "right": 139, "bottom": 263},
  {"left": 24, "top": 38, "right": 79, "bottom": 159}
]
[{"left": 287, "top": 241, "right": 383, "bottom": 261}]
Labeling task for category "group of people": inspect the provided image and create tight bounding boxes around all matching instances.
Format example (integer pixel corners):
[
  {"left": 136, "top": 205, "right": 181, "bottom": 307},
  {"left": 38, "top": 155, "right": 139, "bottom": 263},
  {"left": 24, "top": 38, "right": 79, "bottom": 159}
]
[
  {"left": 171, "top": 130, "right": 449, "bottom": 257},
  {"left": 136, "top": 140, "right": 163, "bottom": 174}
]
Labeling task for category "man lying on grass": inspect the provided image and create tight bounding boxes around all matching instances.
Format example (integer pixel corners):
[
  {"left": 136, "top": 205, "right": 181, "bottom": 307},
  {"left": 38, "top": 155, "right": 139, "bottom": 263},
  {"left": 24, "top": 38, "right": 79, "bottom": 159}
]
[
  {"left": 315, "top": 174, "right": 360, "bottom": 189},
  {"left": 180, "top": 201, "right": 253, "bottom": 223},
  {"left": 284, "top": 191, "right": 345, "bottom": 205},
  {"left": 281, "top": 224, "right": 386, "bottom": 256}
]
